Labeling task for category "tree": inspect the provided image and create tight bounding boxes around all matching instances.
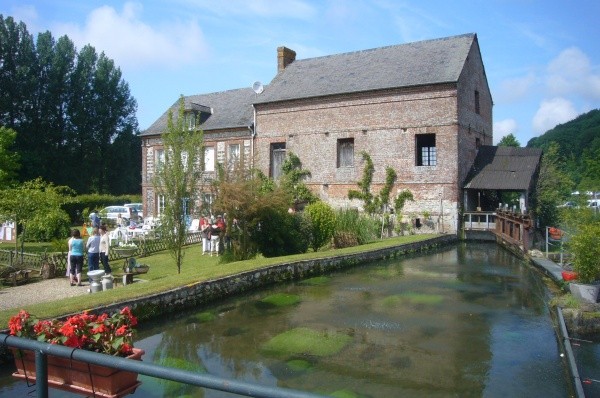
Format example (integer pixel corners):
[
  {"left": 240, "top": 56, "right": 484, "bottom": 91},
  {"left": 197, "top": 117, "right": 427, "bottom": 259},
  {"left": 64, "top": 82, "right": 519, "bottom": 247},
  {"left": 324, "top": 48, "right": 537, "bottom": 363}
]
[
  {"left": 0, "top": 126, "right": 20, "bottom": 186},
  {"left": 348, "top": 151, "right": 377, "bottom": 214},
  {"left": 0, "top": 178, "right": 73, "bottom": 249},
  {"left": 533, "top": 142, "right": 574, "bottom": 228},
  {"left": 498, "top": 133, "right": 521, "bottom": 147},
  {"left": 279, "top": 152, "right": 318, "bottom": 209},
  {"left": 153, "top": 96, "right": 204, "bottom": 274},
  {"left": 0, "top": 16, "right": 140, "bottom": 194}
]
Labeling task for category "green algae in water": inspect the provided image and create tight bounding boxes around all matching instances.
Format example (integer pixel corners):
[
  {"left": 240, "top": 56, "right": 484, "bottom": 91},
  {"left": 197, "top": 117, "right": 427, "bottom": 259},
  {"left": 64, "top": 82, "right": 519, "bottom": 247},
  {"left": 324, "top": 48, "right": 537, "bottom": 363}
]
[
  {"left": 382, "top": 293, "right": 444, "bottom": 307},
  {"left": 187, "top": 311, "right": 216, "bottom": 323},
  {"left": 287, "top": 358, "right": 313, "bottom": 372},
  {"left": 329, "top": 389, "right": 362, "bottom": 398},
  {"left": 156, "top": 357, "right": 206, "bottom": 396},
  {"left": 260, "top": 293, "right": 301, "bottom": 307},
  {"left": 299, "top": 276, "right": 331, "bottom": 286},
  {"left": 262, "top": 327, "right": 352, "bottom": 357}
]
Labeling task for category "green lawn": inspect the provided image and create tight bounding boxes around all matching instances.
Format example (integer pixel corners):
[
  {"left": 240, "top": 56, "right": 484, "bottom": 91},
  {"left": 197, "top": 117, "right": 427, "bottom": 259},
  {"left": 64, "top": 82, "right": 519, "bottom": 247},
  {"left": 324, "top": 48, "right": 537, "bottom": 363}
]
[{"left": 0, "top": 234, "right": 438, "bottom": 328}]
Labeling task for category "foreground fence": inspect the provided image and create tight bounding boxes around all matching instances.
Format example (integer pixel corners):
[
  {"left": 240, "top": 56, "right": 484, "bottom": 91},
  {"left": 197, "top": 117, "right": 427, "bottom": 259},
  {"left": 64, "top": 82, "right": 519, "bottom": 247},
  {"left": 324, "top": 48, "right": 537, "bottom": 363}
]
[{"left": 1, "top": 334, "right": 325, "bottom": 398}]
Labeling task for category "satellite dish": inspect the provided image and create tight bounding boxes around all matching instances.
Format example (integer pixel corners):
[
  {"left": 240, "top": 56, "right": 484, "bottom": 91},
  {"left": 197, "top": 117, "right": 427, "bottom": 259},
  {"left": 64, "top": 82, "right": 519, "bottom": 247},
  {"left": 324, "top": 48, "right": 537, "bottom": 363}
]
[{"left": 252, "top": 81, "right": 264, "bottom": 94}]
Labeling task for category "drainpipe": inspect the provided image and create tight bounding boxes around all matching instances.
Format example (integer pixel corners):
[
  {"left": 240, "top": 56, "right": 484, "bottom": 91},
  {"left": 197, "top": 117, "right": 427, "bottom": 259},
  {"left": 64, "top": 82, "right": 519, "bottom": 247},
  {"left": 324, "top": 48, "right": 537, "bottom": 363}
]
[{"left": 250, "top": 104, "right": 257, "bottom": 169}]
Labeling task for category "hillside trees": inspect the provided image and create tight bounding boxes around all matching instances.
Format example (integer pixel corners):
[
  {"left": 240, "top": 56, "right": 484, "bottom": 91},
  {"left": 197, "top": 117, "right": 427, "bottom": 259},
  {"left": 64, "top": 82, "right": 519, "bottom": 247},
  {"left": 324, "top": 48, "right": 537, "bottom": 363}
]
[{"left": 0, "top": 15, "right": 139, "bottom": 194}]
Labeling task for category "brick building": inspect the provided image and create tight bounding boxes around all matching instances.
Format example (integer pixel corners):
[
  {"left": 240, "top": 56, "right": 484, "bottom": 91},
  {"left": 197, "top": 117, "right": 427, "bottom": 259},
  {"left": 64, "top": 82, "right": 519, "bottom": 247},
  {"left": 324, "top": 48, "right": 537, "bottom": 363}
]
[{"left": 141, "top": 33, "right": 493, "bottom": 233}]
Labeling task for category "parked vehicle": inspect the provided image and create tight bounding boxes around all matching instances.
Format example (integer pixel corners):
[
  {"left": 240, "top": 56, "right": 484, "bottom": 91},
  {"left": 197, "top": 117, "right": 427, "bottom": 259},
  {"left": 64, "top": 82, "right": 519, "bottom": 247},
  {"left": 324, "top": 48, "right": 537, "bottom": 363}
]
[
  {"left": 124, "top": 203, "right": 143, "bottom": 219},
  {"left": 99, "top": 206, "right": 136, "bottom": 223}
]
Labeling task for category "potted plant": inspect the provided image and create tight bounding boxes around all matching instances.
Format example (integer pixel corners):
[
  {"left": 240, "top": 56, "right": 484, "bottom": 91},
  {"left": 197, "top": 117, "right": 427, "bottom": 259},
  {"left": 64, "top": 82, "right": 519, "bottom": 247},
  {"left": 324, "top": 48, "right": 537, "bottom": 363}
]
[
  {"left": 568, "top": 224, "right": 600, "bottom": 303},
  {"left": 8, "top": 307, "right": 144, "bottom": 396}
]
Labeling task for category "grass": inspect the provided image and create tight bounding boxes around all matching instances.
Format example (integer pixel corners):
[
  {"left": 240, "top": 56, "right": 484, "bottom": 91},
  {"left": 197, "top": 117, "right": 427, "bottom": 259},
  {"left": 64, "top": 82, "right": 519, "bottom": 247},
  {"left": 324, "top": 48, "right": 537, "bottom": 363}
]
[{"left": 0, "top": 234, "right": 437, "bottom": 328}]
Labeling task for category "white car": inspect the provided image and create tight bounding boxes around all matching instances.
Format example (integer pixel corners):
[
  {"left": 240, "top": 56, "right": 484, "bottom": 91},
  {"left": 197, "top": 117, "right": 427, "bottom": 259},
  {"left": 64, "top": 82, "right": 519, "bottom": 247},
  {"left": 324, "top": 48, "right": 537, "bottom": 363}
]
[
  {"left": 100, "top": 206, "right": 135, "bottom": 223},
  {"left": 125, "top": 203, "right": 143, "bottom": 220}
]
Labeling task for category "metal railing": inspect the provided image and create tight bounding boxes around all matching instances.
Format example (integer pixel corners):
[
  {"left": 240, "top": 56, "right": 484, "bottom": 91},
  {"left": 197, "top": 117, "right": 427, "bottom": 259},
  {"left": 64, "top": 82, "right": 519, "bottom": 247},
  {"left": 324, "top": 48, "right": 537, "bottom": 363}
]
[{"left": 1, "top": 333, "right": 326, "bottom": 398}]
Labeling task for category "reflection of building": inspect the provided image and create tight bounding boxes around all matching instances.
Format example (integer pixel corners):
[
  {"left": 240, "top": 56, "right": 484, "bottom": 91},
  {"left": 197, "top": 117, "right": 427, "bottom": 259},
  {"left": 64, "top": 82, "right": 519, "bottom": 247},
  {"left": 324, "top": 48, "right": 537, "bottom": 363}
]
[{"left": 142, "top": 33, "right": 494, "bottom": 232}]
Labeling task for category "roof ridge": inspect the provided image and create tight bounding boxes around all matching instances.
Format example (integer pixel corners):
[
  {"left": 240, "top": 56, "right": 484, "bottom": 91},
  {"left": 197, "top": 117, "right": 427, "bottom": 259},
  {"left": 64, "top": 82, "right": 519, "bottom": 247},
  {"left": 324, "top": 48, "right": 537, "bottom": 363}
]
[{"left": 292, "top": 33, "right": 476, "bottom": 63}]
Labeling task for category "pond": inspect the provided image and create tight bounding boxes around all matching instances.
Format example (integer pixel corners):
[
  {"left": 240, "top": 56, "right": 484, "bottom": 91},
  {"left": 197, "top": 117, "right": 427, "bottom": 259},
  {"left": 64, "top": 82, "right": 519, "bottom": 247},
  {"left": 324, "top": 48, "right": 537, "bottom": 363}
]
[{"left": 0, "top": 242, "right": 577, "bottom": 397}]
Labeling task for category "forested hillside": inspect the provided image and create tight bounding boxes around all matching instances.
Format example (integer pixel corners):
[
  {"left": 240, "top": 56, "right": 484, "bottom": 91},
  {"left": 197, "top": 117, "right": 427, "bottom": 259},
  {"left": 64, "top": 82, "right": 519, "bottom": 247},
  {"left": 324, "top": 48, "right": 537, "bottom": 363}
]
[
  {"left": 0, "top": 15, "right": 140, "bottom": 195},
  {"left": 527, "top": 109, "right": 600, "bottom": 191}
]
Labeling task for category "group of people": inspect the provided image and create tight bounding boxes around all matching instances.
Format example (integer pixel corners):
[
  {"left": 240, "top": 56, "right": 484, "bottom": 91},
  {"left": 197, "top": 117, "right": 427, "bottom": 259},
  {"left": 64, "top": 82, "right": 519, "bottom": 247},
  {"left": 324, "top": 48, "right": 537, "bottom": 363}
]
[
  {"left": 200, "top": 215, "right": 226, "bottom": 256},
  {"left": 67, "top": 225, "right": 112, "bottom": 286}
]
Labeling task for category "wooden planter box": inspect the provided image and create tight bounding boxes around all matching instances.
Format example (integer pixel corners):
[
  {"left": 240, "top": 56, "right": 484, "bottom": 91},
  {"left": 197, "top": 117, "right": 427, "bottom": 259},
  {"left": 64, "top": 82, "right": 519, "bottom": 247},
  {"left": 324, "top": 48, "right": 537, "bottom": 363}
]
[{"left": 12, "top": 347, "right": 144, "bottom": 398}]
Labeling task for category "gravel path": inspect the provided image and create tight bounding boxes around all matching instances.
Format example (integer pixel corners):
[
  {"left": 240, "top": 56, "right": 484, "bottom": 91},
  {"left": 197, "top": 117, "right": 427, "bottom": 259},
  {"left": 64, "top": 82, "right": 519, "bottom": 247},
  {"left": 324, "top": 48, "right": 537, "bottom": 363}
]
[{"left": 0, "top": 277, "right": 91, "bottom": 311}]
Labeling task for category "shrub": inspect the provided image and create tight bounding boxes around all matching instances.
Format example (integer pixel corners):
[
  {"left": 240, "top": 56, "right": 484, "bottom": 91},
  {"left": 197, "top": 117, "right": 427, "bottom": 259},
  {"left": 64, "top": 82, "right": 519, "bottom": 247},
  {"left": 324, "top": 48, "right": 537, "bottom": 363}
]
[
  {"left": 334, "top": 208, "right": 378, "bottom": 246},
  {"left": 305, "top": 201, "right": 336, "bottom": 251},
  {"left": 569, "top": 223, "right": 600, "bottom": 284},
  {"left": 252, "top": 208, "right": 310, "bottom": 257}
]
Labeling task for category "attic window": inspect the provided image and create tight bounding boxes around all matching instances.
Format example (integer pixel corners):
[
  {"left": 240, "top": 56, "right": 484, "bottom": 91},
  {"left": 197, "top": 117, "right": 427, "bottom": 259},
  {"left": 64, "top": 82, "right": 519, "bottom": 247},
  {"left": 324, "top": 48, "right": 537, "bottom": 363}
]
[{"left": 416, "top": 134, "right": 436, "bottom": 166}]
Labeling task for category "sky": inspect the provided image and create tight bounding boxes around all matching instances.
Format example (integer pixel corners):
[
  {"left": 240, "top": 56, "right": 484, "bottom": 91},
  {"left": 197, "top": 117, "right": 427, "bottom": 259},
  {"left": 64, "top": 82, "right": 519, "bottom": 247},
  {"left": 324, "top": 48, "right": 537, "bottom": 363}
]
[{"left": 2, "top": 0, "right": 599, "bottom": 146}]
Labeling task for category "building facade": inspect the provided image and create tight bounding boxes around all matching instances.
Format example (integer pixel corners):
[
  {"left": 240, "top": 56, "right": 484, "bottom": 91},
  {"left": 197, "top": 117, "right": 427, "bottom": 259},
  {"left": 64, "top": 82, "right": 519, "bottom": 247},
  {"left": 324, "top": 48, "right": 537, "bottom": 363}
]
[{"left": 141, "top": 33, "right": 493, "bottom": 233}]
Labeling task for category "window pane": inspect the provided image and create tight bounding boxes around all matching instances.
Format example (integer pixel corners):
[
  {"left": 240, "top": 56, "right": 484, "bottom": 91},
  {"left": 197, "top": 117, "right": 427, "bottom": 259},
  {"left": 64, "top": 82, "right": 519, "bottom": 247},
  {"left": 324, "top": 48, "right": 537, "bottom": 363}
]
[
  {"left": 204, "top": 147, "right": 214, "bottom": 171},
  {"left": 338, "top": 139, "right": 354, "bottom": 167},
  {"left": 271, "top": 143, "right": 286, "bottom": 179}
]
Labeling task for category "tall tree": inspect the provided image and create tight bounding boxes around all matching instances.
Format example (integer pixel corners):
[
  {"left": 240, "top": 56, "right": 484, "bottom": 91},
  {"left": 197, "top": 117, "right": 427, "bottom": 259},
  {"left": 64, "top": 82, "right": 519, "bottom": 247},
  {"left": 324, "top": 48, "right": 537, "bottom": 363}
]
[
  {"left": 0, "top": 15, "right": 140, "bottom": 194},
  {"left": 498, "top": 133, "right": 521, "bottom": 147},
  {"left": 153, "top": 97, "right": 204, "bottom": 273},
  {"left": 0, "top": 126, "right": 20, "bottom": 186},
  {"left": 533, "top": 142, "right": 574, "bottom": 228}
]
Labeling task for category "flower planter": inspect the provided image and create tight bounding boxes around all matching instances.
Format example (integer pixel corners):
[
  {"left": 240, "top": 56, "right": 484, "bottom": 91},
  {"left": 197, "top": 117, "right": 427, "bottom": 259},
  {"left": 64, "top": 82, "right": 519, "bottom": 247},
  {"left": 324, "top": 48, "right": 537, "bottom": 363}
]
[
  {"left": 114, "top": 248, "right": 137, "bottom": 257},
  {"left": 561, "top": 271, "right": 578, "bottom": 281},
  {"left": 12, "top": 347, "right": 144, "bottom": 398}
]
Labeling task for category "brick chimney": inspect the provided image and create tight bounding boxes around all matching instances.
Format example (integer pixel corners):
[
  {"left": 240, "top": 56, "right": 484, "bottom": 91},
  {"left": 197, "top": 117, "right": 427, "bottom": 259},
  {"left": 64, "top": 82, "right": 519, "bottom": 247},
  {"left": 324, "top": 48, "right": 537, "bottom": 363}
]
[{"left": 277, "top": 46, "right": 296, "bottom": 73}]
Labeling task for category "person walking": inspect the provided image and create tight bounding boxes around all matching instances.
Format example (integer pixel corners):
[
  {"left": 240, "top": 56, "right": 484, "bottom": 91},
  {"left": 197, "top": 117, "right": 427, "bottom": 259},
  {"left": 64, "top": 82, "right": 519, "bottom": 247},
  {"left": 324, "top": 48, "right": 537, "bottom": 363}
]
[
  {"left": 68, "top": 229, "right": 84, "bottom": 286},
  {"left": 86, "top": 227, "right": 101, "bottom": 282},
  {"left": 99, "top": 225, "right": 112, "bottom": 274}
]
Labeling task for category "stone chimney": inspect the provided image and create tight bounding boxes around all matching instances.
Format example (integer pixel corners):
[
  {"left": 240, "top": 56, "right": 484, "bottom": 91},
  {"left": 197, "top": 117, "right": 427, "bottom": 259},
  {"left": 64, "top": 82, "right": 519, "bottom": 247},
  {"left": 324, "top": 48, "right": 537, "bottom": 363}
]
[{"left": 277, "top": 46, "right": 296, "bottom": 73}]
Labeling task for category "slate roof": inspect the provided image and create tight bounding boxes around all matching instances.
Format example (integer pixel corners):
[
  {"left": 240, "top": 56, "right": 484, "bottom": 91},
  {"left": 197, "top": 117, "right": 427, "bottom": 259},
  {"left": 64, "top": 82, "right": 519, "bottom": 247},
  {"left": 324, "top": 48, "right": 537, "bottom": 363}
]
[
  {"left": 255, "top": 33, "right": 477, "bottom": 104},
  {"left": 463, "top": 146, "right": 543, "bottom": 191},
  {"left": 142, "top": 88, "right": 257, "bottom": 136}
]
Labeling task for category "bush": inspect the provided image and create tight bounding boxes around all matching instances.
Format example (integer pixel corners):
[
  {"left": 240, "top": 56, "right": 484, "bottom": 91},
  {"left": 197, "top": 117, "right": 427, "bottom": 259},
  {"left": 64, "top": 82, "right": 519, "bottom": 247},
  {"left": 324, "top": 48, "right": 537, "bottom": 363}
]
[
  {"left": 569, "top": 223, "right": 600, "bottom": 284},
  {"left": 305, "top": 201, "right": 336, "bottom": 251},
  {"left": 252, "top": 208, "right": 310, "bottom": 257},
  {"left": 24, "top": 209, "right": 72, "bottom": 242},
  {"left": 334, "top": 208, "right": 378, "bottom": 246}
]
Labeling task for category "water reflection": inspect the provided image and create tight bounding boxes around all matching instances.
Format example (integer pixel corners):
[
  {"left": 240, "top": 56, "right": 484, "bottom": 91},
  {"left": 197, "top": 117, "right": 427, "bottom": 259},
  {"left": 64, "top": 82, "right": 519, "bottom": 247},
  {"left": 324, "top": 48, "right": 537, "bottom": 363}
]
[{"left": 0, "top": 242, "right": 574, "bottom": 397}]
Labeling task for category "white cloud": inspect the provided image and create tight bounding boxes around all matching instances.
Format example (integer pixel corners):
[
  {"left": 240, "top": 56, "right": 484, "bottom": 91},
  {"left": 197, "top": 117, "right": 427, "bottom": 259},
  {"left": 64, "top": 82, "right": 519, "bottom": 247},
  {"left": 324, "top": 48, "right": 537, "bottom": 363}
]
[
  {"left": 53, "top": 2, "right": 209, "bottom": 71},
  {"left": 532, "top": 98, "right": 578, "bottom": 134},
  {"left": 546, "top": 47, "right": 600, "bottom": 100},
  {"left": 493, "top": 119, "right": 518, "bottom": 144}
]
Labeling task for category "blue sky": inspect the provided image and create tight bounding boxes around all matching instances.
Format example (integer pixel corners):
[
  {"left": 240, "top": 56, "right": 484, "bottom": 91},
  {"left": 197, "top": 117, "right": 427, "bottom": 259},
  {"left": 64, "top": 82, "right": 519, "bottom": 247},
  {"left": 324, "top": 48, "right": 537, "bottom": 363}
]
[{"left": 2, "top": 0, "right": 599, "bottom": 145}]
